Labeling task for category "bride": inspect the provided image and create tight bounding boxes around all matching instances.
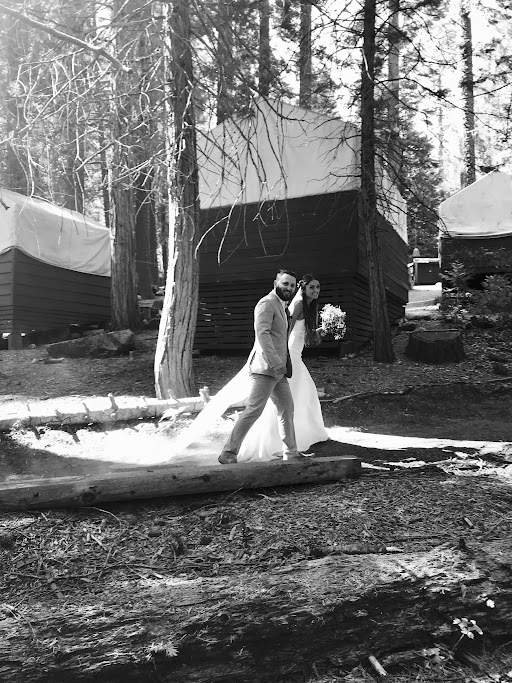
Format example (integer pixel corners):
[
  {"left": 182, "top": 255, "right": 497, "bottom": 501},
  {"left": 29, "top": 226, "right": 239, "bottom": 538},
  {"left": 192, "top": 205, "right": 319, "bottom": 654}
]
[{"left": 172, "top": 274, "right": 329, "bottom": 462}]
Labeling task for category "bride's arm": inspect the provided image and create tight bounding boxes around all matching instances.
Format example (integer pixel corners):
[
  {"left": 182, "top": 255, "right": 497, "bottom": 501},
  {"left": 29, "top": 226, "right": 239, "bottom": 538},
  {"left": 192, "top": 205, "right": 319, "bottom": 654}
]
[{"left": 287, "top": 293, "right": 303, "bottom": 333}]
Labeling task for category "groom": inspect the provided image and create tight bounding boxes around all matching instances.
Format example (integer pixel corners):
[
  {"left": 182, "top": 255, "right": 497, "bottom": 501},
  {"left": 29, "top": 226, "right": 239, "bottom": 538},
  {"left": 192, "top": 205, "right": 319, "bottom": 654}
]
[{"left": 218, "top": 269, "right": 303, "bottom": 464}]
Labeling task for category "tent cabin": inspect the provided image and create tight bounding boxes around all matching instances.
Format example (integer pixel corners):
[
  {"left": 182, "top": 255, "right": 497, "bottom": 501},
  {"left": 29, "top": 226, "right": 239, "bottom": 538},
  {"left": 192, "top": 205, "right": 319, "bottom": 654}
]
[
  {"left": 439, "top": 171, "right": 512, "bottom": 287},
  {"left": 196, "top": 99, "right": 408, "bottom": 351},
  {"left": 0, "top": 189, "right": 111, "bottom": 348}
]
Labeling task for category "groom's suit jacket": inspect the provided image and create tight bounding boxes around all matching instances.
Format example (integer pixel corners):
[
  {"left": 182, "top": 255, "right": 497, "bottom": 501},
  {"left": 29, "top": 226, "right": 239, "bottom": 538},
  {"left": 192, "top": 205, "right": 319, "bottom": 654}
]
[{"left": 248, "top": 290, "right": 290, "bottom": 379}]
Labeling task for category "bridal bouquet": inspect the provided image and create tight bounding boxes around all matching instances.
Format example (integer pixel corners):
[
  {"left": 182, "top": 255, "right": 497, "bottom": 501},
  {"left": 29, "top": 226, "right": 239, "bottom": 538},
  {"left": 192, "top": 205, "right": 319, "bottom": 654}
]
[{"left": 320, "top": 304, "right": 347, "bottom": 340}]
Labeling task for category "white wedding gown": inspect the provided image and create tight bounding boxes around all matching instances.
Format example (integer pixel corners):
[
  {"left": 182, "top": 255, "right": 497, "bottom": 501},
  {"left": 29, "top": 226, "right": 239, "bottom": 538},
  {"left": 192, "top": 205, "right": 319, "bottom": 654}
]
[{"left": 171, "top": 319, "right": 328, "bottom": 462}]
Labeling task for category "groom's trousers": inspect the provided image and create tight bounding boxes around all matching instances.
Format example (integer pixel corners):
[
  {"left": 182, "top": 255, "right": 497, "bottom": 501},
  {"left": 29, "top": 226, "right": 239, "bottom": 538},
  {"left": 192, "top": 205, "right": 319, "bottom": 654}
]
[{"left": 222, "top": 373, "right": 297, "bottom": 458}]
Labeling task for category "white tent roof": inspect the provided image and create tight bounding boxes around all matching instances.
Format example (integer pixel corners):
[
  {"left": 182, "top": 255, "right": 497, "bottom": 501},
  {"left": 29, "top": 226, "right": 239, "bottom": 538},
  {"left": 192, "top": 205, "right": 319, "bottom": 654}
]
[
  {"left": 198, "top": 99, "right": 407, "bottom": 243},
  {"left": 439, "top": 171, "right": 512, "bottom": 239},
  {"left": 0, "top": 189, "right": 111, "bottom": 276}
]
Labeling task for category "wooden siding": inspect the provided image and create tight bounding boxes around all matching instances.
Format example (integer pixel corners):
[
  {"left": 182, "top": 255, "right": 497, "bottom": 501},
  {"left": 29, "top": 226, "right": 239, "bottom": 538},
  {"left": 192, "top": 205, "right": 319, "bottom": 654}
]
[
  {"left": 196, "top": 191, "right": 407, "bottom": 350},
  {"left": 356, "top": 215, "right": 409, "bottom": 304},
  {"left": 196, "top": 273, "right": 405, "bottom": 351},
  {"left": 0, "top": 248, "right": 111, "bottom": 334},
  {"left": 0, "top": 250, "right": 14, "bottom": 331},
  {"left": 199, "top": 191, "right": 360, "bottom": 284}
]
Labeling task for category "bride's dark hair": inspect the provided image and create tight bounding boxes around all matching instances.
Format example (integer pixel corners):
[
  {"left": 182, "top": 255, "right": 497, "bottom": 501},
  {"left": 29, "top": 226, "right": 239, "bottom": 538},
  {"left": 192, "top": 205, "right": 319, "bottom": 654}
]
[{"left": 299, "top": 273, "right": 320, "bottom": 347}]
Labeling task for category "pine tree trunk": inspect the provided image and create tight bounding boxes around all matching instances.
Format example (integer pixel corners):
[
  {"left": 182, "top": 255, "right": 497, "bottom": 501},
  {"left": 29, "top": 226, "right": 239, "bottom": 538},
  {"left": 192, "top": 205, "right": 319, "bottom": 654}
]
[
  {"left": 109, "top": 0, "right": 143, "bottom": 331},
  {"left": 216, "top": 0, "right": 234, "bottom": 124},
  {"left": 258, "top": 0, "right": 271, "bottom": 96},
  {"left": 3, "top": 11, "right": 29, "bottom": 193},
  {"left": 134, "top": 172, "right": 156, "bottom": 299},
  {"left": 460, "top": 0, "right": 476, "bottom": 187},
  {"left": 360, "top": 0, "right": 395, "bottom": 363},
  {"left": 154, "top": 0, "right": 200, "bottom": 399},
  {"left": 298, "top": 1, "right": 312, "bottom": 108},
  {"left": 110, "top": 160, "right": 140, "bottom": 330},
  {"left": 386, "top": 0, "right": 401, "bottom": 179}
]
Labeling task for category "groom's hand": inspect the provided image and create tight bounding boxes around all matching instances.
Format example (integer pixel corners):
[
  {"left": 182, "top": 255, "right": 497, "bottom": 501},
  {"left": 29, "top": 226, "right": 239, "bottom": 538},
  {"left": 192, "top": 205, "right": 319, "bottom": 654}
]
[{"left": 273, "top": 365, "right": 287, "bottom": 375}]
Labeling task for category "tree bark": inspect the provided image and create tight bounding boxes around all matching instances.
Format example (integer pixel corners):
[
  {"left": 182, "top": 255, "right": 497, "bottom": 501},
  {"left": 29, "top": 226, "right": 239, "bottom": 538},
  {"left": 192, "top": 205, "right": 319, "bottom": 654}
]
[
  {"left": 0, "top": 540, "right": 510, "bottom": 682},
  {"left": 360, "top": 0, "right": 395, "bottom": 363},
  {"left": 405, "top": 329, "right": 466, "bottom": 363},
  {"left": 216, "top": 0, "right": 234, "bottom": 124},
  {"left": 110, "top": 154, "right": 140, "bottom": 331},
  {"left": 2, "top": 6, "right": 29, "bottom": 193},
  {"left": 154, "top": 0, "right": 200, "bottom": 399},
  {"left": 460, "top": 0, "right": 476, "bottom": 187},
  {"left": 386, "top": 0, "right": 401, "bottom": 179},
  {"left": 109, "top": 1, "right": 142, "bottom": 332},
  {"left": 258, "top": 0, "right": 271, "bottom": 97},
  {"left": 0, "top": 457, "right": 361, "bottom": 511},
  {"left": 298, "top": 1, "right": 312, "bottom": 108}
]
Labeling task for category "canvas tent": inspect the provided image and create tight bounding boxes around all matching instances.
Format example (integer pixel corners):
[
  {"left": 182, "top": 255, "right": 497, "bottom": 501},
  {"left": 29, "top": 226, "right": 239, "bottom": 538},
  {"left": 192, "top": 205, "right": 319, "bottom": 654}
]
[
  {"left": 439, "top": 171, "right": 512, "bottom": 278},
  {"left": 0, "top": 189, "right": 111, "bottom": 344},
  {"left": 196, "top": 99, "right": 408, "bottom": 350}
]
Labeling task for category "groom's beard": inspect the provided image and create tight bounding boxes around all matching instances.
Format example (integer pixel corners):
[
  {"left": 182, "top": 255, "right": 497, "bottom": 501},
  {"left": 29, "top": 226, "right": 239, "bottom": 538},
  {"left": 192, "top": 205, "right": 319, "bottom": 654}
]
[{"left": 275, "top": 285, "right": 294, "bottom": 301}]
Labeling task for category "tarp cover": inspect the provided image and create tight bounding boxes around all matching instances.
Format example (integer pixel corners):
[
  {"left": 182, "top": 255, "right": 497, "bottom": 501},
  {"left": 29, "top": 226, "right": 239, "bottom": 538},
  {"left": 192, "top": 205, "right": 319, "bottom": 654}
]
[
  {"left": 198, "top": 99, "right": 407, "bottom": 243},
  {"left": 0, "top": 188, "right": 111, "bottom": 276},
  {"left": 439, "top": 171, "right": 512, "bottom": 239}
]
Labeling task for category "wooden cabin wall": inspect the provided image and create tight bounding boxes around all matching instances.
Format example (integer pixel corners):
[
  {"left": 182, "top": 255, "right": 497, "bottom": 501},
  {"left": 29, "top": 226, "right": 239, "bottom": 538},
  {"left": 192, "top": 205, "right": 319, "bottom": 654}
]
[
  {"left": 0, "top": 250, "right": 14, "bottom": 332},
  {"left": 5, "top": 249, "right": 111, "bottom": 334},
  {"left": 439, "top": 235, "right": 512, "bottom": 277},
  {"left": 199, "top": 191, "right": 360, "bottom": 284},
  {"left": 356, "top": 215, "right": 409, "bottom": 309},
  {"left": 196, "top": 190, "right": 408, "bottom": 350}
]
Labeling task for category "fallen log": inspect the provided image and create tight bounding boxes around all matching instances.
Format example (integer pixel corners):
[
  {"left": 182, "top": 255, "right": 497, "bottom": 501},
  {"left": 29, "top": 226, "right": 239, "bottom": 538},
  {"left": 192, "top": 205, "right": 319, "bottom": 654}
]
[
  {"left": 0, "top": 394, "right": 206, "bottom": 430},
  {"left": 0, "top": 456, "right": 361, "bottom": 511},
  {"left": 0, "top": 540, "right": 510, "bottom": 682}
]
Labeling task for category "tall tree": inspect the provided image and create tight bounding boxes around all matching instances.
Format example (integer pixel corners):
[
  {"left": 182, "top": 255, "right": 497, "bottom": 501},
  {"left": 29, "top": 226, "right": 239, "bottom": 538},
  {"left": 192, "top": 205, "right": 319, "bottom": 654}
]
[
  {"left": 1, "top": 6, "right": 29, "bottom": 193},
  {"left": 386, "top": 0, "right": 401, "bottom": 177},
  {"left": 216, "top": 0, "right": 235, "bottom": 124},
  {"left": 460, "top": 0, "right": 476, "bottom": 186},
  {"left": 109, "top": 0, "right": 142, "bottom": 330},
  {"left": 154, "top": 0, "right": 201, "bottom": 399},
  {"left": 258, "top": 0, "right": 271, "bottom": 96},
  {"left": 360, "top": 0, "right": 395, "bottom": 363},
  {"left": 298, "top": 0, "right": 312, "bottom": 107}
]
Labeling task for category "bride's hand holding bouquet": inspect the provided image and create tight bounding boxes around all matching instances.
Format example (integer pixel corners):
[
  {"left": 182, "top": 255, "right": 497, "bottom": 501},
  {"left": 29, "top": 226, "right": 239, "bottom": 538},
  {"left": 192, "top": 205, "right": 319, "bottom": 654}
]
[{"left": 318, "top": 304, "right": 347, "bottom": 340}]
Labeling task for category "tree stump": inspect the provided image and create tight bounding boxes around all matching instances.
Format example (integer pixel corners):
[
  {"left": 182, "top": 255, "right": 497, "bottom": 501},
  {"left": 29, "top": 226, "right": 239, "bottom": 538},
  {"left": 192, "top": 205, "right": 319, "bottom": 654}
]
[{"left": 405, "top": 329, "right": 465, "bottom": 363}]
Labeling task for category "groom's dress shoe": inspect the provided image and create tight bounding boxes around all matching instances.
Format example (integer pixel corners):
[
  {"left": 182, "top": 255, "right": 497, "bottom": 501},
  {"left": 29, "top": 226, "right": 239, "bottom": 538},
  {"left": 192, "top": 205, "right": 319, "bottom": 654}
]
[
  {"left": 218, "top": 451, "right": 238, "bottom": 465},
  {"left": 283, "top": 451, "right": 307, "bottom": 461}
]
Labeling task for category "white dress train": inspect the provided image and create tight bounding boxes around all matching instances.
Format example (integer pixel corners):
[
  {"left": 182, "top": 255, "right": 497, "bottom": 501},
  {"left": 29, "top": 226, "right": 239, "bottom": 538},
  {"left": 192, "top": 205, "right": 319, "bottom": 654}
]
[{"left": 172, "top": 319, "right": 328, "bottom": 462}]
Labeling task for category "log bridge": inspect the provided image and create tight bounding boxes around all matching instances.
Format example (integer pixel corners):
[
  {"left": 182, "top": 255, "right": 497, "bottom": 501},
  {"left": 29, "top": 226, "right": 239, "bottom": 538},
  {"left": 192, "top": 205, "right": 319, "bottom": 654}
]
[{"left": 0, "top": 456, "right": 361, "bottom": 511}]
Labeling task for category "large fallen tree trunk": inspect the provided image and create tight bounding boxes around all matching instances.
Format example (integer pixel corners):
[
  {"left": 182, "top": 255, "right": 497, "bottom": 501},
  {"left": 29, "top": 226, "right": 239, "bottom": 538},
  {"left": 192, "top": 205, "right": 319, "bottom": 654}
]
[
  {"left": 0, "top": 456, "right": 361, "bottom": 511},
  {"left": 0, "top": 394, "right": 207, "bottom": 430},
  {"left": 0, "top": 540, "right": 510, "bottom": 682}
]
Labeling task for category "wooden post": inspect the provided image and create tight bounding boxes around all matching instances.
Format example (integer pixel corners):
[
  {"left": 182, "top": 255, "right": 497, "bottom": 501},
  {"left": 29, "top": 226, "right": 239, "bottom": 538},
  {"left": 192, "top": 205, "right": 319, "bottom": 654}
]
[{"left": 0, "top": 456, "right": 361, "bottom": 511}]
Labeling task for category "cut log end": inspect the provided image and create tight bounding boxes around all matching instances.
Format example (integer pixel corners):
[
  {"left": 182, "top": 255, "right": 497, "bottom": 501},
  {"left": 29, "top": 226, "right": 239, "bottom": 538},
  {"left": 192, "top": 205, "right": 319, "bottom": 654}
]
[{"left": 405, "top": 329, "right": 466, "bottom": 364}]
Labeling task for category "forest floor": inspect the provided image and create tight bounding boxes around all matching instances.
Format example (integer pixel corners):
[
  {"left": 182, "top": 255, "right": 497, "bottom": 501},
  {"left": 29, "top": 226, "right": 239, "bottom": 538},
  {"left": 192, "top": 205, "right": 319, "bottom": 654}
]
[{"left": 1, "top": 317, "right": 512, "bottom": 682}]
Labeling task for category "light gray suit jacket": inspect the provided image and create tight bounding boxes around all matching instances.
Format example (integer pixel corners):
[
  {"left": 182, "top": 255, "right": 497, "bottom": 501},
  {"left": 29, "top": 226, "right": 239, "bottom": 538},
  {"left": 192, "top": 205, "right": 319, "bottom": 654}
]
[{"left": 248, "top": 290, "right": 289, "bottom": 378}]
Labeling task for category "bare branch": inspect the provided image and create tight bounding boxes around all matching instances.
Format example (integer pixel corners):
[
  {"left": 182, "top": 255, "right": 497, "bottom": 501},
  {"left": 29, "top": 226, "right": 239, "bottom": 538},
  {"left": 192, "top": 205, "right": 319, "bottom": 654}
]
[{"left": 0, "top": 2, "right": 131, "bottom": 72}]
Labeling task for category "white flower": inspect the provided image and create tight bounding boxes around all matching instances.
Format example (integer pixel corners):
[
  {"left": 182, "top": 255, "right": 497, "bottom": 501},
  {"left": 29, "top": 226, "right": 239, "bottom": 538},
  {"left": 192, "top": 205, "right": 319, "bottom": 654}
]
[{"left": 320, "top": 304, "right": 347, "bottom": 340}]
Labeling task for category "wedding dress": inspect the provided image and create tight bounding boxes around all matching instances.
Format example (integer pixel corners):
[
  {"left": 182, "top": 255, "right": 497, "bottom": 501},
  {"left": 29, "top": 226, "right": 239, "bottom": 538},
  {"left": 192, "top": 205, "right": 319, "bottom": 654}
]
[{"left": 171, "top": 319, "right": 328, "bottom": 462}]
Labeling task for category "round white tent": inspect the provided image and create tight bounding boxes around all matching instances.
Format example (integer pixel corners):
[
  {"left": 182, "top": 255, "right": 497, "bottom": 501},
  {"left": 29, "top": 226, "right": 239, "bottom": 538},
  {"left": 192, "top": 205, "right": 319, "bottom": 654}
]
[{"left": 439, "top": 171, "right": 512, "bottom": 239}]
